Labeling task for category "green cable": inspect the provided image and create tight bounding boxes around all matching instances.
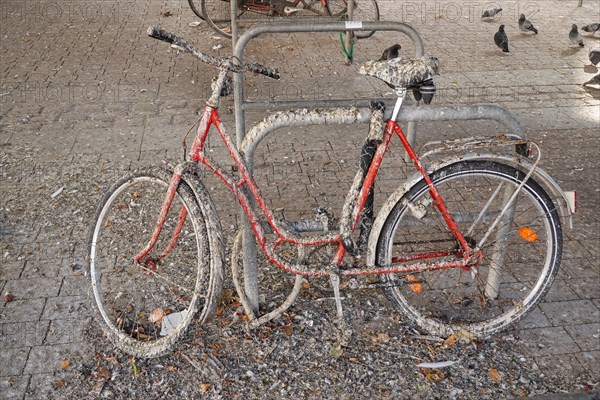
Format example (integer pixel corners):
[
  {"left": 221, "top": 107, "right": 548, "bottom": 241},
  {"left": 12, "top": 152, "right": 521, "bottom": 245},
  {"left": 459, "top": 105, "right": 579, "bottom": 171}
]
[
  {"left": 338, "top": 12, "right": 354, "bottom": 61},
  {"left": 339, "top": 30, "right": 354, "bottom": 60}
]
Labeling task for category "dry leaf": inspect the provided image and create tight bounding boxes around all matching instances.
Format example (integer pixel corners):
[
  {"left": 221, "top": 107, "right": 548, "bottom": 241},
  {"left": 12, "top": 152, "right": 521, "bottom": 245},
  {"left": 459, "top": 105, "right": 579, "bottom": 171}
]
[
  {"left": 200, "top": 383, "right": 211, "bottom": 393},
  {"left": 97, "top": 366, "right": 110, "bottom": 381},
  {"left": 60, "top": 360, "right": 71, "bottom": 369},
  {"left": 148, "top": 308, "right": 166, "bottom": 324},
  {"left": 52, "top": 379, "right": 66, "bottom": 389},
  {"left": 166, "top": 365, "right": 178, "bottom": 372},
  {"left": 406, "top": 275, "right": 423, "bottom": 294},
  {"left": 489, "top": 368, "right": 502, "bottom": 382},
  {"left": 3, "top": 292, "right": 15, "bottom": 303},
  {"left": 443, "top": 334, "right": 457, "bottom": 347},
  {"left": 282, "top": 324, "right": 293, "bottom": 336}
]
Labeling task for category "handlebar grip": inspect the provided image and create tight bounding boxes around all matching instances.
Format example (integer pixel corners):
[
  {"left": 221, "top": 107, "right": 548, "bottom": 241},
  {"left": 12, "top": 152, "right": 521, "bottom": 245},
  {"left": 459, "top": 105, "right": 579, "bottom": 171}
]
[
  {"left": 147, "top": 26, "right": 187, "bottom": 47},
  {"left": 245, "top": 62, "right": 281, "bottom": 80}
]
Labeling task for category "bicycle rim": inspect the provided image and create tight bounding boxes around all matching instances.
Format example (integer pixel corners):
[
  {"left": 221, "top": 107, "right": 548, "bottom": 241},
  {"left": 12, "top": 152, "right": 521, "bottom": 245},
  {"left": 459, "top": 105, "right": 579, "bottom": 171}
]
[
  {"left": 376, "top": 160, "right": 562, "bottom": 338},
  {"left": 326, "top": 0, "right": 379, "bottom": 38},
  {"left": 88, "top": 168, "right": 213, "bottom": 358}
]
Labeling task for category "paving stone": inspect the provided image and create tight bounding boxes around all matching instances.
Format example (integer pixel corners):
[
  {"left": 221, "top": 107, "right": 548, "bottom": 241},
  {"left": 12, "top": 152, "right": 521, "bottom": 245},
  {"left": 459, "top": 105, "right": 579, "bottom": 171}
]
[
  {"left": 0, "top": 298, "right": 46, "bottom": 323},
  {"left": 41, "top": 295, "right": 87, "bottom": 321},
  {"left": 0, "top": 321, "right": 49, "bottom": 349},
  {"left": 2, "top": 277, "right": 61, "bottom": 300},
  {"left": 45, "top": 318, "right": 89, "bottom": 345},
  {"left": 564, "top": 323, "right": 600, "bottom": 353},
  {"left": 0, "top": 375, "right": 30, "bottom": 400},
  {"left": 534, "top": 353, "right": 588, "bottom": 380},
  {"left": 520, "top": 327, "right": 580, "bottom": 356},
  {"left": 23, "top": 343, "right": 89, "bottom": 375},
  {"left": 538, "top": 300, "right": 600, "bottom": 327},
  {"left": 26, "top": 372, "right": 79, "bottom": 400},
  {"left": 0, "top": 347, "right": 29, "bottom": 376},
  {"left": 0, "top": 261, "right": 25, "bottom": 280}
]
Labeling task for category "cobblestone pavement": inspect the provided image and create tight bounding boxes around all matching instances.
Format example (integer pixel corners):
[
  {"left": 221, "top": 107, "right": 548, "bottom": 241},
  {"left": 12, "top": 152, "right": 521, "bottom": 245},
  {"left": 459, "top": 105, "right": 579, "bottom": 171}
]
[{"left": 1, "top": 0, "right": 599, "bottom": 398}]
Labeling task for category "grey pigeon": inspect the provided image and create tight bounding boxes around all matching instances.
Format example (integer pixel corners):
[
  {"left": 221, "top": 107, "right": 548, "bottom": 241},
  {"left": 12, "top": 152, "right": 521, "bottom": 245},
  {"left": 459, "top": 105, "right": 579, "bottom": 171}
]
[
  {"left": 379, "top": 44, "right": 401, "bottom": 61},
  {"left": 589, "top": 47, "right": 600, "bottom": 65},
  {"left": 569, "top": 24, "right": 584, "bottom": 47},
  {"left": 481, "top": 7, "right": 502, "bottom": 19},
  {"left": 583, "top": 73, "right": 600, "bottom": 87},
  {"left": 518, "top": 14, "right": 538, "bottom": 34},
  {"left": 494, "top": 25, "right": 509, "bottom": 53},
  {"left": 582, "top": 23, "right": 600, "bottom": 36}
]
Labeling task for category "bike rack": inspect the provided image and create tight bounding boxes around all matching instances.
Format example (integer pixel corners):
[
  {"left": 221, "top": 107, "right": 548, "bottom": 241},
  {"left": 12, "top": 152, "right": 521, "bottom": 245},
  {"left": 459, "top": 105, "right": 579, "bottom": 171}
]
[{"left": 227, "top": 3, "right": 526, "bottom": 313}]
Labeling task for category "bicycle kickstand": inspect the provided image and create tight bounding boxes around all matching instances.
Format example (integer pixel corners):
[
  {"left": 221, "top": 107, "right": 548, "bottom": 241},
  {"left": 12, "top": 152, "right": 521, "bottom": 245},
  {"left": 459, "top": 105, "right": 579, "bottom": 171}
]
[{"left": 329, "top": 272, "right": 352, "bottom": 346}]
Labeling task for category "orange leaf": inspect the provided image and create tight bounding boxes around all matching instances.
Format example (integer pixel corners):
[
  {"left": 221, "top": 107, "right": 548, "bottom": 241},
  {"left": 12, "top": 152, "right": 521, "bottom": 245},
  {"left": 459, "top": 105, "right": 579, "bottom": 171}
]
[
  {"left": 60, "top": 360, "right": 71, "bottom": 369},
  {"left": 489, "top": 368, "right": 502, "bottom": 382},
  {"left": 443, "top": 334, "right": 457, "bottom": 347},
  {"left": 405, "top": 275, "right": 423, "bottom": 294},
  {"left": 518, "top": 227, "right": 538, "bottom": 242}
]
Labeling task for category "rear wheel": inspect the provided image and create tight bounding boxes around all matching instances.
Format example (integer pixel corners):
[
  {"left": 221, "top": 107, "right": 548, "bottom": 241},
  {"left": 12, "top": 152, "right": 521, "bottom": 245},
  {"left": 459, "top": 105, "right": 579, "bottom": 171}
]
[
  {"left": 376, "top": 160, "right": 562, "bottom": 338},
  {"left": 88, "top": 167, "right": 223, "bottom": 358},
  {"left": 326, "top": 0, "right": 379, "bottom": 38}
]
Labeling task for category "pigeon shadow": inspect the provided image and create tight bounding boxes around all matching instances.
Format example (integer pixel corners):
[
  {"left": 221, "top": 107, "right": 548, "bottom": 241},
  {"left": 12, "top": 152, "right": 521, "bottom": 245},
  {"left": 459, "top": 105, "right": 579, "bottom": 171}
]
[
  {"left": 583, "top": 65, "right": 599, "bottom": 73},
  {"left": 560, "top": 47, "right": 584, "bottom": 57}
]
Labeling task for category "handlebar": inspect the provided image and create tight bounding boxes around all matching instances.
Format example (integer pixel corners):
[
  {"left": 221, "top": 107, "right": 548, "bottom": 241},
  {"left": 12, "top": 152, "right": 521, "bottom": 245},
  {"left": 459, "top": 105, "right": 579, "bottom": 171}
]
[{"left": 147, "top": 27, "right": 280, "bottom": 80}]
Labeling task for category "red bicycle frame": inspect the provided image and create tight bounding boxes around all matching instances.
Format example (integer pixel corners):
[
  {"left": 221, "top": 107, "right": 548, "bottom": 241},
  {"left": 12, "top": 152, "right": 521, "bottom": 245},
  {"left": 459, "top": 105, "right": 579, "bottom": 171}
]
[{"left": 134, "top": 100, "right": 480, "bottom": 278}]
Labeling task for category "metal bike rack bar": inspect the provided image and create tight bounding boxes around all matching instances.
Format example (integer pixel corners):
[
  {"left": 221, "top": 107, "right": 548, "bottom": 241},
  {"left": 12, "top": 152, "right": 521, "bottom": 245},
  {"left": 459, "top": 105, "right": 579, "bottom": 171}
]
[
  {"left": 231, "top": 20, "right": 425, "bottom": 312},
  {"left": 227, "top": 8, "right": 526, "bottom": 313}
]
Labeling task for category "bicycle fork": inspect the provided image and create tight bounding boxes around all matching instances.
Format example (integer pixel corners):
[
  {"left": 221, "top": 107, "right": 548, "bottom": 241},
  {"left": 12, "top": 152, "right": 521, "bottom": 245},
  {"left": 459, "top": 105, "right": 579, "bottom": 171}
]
[{"left": 133, "top": 164, "right": 187, "bottom": 271}]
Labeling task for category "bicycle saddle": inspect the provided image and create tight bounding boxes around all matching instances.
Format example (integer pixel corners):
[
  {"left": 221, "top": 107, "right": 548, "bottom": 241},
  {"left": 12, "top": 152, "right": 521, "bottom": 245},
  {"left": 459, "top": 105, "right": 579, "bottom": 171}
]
[{"left": 359, "top": 55, "right": 439, "bottom": 90}]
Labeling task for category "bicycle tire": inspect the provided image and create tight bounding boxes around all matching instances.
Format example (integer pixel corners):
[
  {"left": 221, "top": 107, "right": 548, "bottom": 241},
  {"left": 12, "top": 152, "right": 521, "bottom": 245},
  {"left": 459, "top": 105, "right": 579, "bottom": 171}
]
[
  {"left": 88, "top": 167, "right": 224, "bottom": 358},
  {"left": 326, "top": 0, "right": 379, "bottom": 39},
  {"left": 188, "top": 0, "right": 205, "bottom": 20},
  {"left": 376, "top": 160, "right": 562, "bottom": 338}
]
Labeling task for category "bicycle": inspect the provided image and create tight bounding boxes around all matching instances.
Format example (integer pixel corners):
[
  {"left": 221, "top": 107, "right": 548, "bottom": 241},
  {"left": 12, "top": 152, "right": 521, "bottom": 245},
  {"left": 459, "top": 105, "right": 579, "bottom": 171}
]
[
  {"left": 87, "top": 27, "right": 573, "bottom": 358},
  {"left": 192, "top": 0, "right": 379, "bottom": 39}
]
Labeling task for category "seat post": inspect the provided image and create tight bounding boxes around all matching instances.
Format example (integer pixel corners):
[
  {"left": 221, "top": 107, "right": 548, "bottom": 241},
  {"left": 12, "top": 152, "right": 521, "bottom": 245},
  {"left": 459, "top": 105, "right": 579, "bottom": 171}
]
[{"left": 391, "top": 88, "right": 407, "bottom": 121}]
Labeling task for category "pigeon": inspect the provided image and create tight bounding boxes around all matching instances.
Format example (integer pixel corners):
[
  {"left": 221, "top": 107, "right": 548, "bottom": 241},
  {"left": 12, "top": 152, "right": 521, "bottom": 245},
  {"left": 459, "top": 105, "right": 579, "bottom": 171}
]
[
  {"left": 589, "top": 47, "right": 600, "bottom": 65},
  {"left": 481, "top": 7, "right": 502, "bottom": 20},
  {"left": 518, "top": 14, "right": 538, "bottom": 34},
  {"left": 379, "top": 44, "right": 402, "bottom": 61},
  {"left": 494, "top": 25, "right": 509, "bottom": 53},
  {"left": 569, "top": 24, "right": 585, "bottom": 47},
  {"left": 582, "top": 23, "right": 600, "bottom": 36},
  {"left": 583, "top": 73, "right": 600, "bottom": 87}
]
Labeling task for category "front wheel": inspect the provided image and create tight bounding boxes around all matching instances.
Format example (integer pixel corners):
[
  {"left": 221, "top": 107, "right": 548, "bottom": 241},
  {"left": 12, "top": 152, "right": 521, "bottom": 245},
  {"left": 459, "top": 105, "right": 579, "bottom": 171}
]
[
  {"left": 376, "top": 160, "right": 562, "bottom": 338},
  {"left": 87, "top": 167, "right": 223, "bottom": 358},
  {"left": 326, "top": 0, "right": 380, "bottom": 39}
]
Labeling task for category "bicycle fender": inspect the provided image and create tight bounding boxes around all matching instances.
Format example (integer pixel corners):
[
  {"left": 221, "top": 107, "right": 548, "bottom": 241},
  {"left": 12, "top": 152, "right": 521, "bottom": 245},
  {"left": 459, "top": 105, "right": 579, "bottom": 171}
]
[{"left": 366, "top": 153, "right": 575, "bottom": 267}]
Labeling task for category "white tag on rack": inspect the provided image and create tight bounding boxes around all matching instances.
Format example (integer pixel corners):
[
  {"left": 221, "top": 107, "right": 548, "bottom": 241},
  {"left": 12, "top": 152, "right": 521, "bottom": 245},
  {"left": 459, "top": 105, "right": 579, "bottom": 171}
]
[{"left": 345, "top": 21, "right": 363, "bottom": 29}]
